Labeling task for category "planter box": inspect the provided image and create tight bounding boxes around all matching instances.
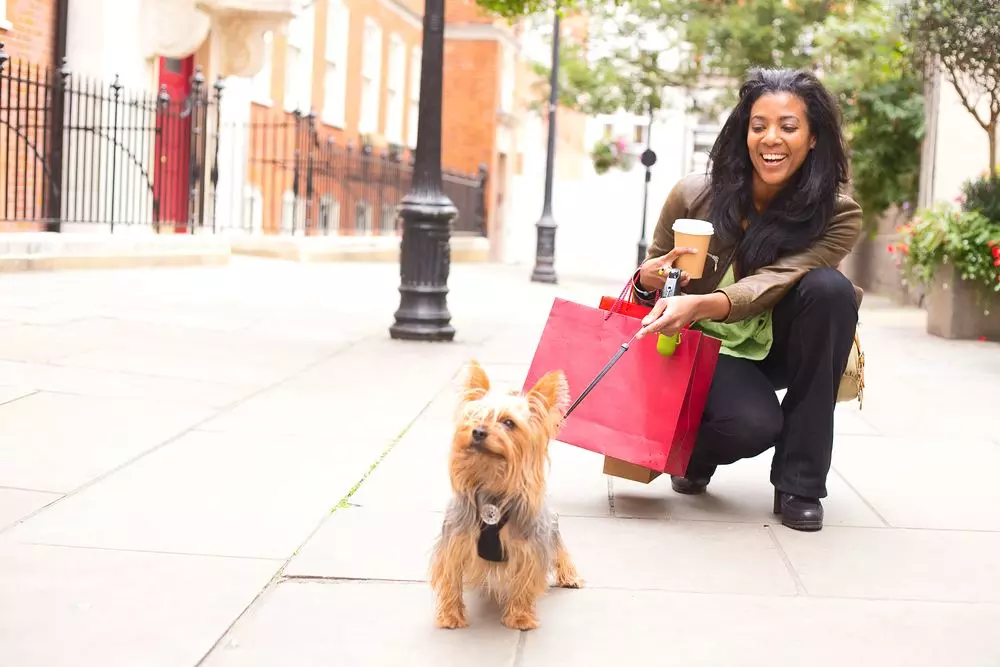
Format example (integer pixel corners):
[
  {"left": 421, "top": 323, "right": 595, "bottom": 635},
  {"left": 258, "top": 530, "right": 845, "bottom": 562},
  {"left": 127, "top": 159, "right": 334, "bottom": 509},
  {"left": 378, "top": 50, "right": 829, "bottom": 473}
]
[{"left": 926, "top": 264, "right": 1000, "bottom": 341}]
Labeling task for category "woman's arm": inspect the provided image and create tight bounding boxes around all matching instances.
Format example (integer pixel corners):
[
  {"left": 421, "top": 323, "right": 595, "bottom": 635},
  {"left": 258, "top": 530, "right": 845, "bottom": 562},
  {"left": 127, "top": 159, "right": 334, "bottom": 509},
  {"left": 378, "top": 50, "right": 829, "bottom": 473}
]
[
  {"left": 632, "top": 175, "right": 706, "bottom": 304},
  {"left": 715, "top": 194, "right": 863, "bottom": 324}
]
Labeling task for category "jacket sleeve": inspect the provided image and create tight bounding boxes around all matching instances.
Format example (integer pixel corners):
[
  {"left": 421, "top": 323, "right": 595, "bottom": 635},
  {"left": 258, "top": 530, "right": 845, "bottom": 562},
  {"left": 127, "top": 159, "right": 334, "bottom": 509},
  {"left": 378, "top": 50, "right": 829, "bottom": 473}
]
[
  {"left": 631, "top": 178, "right": 693, "bottom": 305},
  {"left": 717, "top": 194, "right": 863, "bottom": 323}
]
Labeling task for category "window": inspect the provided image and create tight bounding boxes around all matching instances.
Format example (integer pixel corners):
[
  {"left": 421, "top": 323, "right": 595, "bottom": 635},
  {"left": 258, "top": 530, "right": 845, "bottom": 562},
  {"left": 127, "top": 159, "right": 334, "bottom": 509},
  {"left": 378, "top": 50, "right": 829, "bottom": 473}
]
[
  {"left": 0, "top": 1, "right": 10, "bottom": 29},
  {"left": 385, "top": 34, "right": 406, "bottom": 144},
  {"left": 407, "top": 47, "right": 421, "bottom": 148},
  {"left": 284, "top": 4, "right": 315, "bottom": 113},
  {"left": 359, "top": 19, "right": 383, "bottom": 135},
  {"left": 251, "top": 31, "right": 274, "bottom": 104},
  {"left": 322, "top": 0, "right": 349, "bottom": 127}
]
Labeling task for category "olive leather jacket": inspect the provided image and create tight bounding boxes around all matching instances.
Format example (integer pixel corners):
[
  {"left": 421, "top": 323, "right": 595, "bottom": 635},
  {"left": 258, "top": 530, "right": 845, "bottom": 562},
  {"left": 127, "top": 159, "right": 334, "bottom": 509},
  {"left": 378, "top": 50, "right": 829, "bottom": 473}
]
[{"left": 633, "top": 173, "right": 864, "bottom": 324}]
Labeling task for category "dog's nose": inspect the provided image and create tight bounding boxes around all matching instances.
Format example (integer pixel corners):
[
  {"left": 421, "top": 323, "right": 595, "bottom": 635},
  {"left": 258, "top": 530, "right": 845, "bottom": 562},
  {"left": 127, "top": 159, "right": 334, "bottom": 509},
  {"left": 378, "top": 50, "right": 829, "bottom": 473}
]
[{"left": 472, "top": 427, "right": 488, "bottom": 442}]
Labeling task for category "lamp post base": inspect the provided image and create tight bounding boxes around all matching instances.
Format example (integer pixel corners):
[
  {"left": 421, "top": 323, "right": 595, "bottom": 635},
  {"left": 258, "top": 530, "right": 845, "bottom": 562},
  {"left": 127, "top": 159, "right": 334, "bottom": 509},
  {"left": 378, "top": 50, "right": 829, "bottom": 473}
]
[
  {"left": 389, "top": 195, "right": 457, "bottom": 342},
  {"left": 530, "top": 215, "right": 558, "bottom": 284}
]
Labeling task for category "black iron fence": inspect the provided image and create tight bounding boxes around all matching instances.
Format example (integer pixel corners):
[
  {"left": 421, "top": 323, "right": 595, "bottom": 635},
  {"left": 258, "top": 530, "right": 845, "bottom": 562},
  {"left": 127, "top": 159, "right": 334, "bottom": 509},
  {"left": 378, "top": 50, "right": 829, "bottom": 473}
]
[{"left": 0, "top": 46, "right": 488, "bottom": 236}]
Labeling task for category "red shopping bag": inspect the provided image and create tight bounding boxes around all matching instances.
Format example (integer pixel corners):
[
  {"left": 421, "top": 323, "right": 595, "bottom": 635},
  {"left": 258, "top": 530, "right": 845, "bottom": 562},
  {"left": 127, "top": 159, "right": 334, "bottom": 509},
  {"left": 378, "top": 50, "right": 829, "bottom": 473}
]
[{"left": 522, "top": 279, "right": 721, "bottom": 479}]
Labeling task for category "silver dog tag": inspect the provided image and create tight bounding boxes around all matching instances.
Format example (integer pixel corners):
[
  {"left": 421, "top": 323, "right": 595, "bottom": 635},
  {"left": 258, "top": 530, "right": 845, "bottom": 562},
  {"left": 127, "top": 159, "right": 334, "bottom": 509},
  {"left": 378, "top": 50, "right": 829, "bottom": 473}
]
[{"left": 480, "top": 503, "right": 501, "bottom": 526}]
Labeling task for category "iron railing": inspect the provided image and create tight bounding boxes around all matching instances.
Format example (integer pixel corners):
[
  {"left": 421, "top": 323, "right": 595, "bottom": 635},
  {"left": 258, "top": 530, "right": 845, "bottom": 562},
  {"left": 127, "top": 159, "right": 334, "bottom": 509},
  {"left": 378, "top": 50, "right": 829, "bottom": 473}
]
[{"left": 0, "top": 47, "right": 488, "bottom": 236}]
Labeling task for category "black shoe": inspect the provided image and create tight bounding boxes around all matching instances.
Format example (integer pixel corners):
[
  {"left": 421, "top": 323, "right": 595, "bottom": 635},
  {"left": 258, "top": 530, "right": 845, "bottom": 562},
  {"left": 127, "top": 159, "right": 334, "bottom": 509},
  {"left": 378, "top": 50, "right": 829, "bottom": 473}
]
[
  {"left": 671, "top": 475, "right": 711, "bottom": 495},
  {"left": 773, "top": 489, "right": 824, "bottom": 531}
]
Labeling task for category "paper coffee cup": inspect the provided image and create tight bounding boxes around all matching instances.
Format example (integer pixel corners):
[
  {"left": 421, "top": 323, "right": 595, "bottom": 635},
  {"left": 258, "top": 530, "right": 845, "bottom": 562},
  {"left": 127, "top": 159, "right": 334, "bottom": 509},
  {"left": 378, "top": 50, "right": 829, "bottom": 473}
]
[{"left": 672, "top": 218, "right": 714, "bottom": 279}]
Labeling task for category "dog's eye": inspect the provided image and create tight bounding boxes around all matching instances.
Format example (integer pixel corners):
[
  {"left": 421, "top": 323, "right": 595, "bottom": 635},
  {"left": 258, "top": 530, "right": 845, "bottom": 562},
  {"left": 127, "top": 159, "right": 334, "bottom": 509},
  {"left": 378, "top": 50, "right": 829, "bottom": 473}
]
[{"left": 501, "top": 418, "right": 516, "bottom": 430}]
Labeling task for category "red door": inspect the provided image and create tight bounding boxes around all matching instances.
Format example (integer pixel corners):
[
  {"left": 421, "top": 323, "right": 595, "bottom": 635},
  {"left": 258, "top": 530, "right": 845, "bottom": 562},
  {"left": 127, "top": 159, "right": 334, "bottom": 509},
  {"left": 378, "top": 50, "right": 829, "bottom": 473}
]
[{"left": 154, "top": 56, "right": 194, "bottom": 232}]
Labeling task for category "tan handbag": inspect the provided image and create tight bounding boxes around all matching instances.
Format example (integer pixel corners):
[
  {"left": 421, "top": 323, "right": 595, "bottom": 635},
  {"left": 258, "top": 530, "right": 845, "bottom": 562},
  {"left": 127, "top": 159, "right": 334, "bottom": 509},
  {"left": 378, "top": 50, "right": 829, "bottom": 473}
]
[{"left": 836, "top": 329, "right": 865, "bottom": 408}]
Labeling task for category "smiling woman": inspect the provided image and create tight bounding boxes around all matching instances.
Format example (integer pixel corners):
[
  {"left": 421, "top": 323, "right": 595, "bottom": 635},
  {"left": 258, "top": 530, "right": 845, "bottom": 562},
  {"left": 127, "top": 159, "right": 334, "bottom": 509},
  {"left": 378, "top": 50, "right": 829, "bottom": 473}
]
[{"left": 630, "top": 67, "right": 862, "bottom": 533}]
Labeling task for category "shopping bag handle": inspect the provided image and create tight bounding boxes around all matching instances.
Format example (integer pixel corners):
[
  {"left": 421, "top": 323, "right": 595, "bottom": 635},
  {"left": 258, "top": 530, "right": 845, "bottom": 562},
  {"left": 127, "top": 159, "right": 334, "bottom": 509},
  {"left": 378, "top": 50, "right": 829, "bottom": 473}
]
[{"left": 603, "top": 268, "right": 649, "bottom": 320}]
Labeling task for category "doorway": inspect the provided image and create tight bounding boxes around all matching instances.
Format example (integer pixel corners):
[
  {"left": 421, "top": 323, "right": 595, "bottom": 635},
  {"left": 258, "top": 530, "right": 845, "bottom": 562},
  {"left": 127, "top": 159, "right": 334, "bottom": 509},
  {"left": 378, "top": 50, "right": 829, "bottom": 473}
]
[{"left": 154, "top": 55, "right": 194, "bottom": 232}]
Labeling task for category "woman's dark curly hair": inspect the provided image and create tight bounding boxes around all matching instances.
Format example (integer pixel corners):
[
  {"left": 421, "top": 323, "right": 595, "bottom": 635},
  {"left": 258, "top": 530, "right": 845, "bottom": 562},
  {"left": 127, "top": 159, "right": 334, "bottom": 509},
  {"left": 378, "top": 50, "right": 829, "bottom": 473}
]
[{"left": 706, "top": 67, "right": 850, "bottom": 279}]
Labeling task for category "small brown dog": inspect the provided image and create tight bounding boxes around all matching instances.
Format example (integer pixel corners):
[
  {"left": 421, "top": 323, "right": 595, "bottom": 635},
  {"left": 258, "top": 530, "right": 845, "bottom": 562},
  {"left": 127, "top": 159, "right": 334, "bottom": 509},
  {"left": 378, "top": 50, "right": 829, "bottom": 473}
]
[{"left": 430, "top": 359, "right": 583, "bottom": 631}]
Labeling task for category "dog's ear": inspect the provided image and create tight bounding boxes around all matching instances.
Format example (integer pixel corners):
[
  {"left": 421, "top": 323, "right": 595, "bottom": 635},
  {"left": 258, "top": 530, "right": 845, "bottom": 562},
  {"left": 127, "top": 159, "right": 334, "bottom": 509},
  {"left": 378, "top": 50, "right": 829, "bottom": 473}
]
[
  {"left": 527, "top": 369, "right": 570, "bottom": 421},
  {"left": 460, "top": 359, "right": 491, "bottom": 400}
]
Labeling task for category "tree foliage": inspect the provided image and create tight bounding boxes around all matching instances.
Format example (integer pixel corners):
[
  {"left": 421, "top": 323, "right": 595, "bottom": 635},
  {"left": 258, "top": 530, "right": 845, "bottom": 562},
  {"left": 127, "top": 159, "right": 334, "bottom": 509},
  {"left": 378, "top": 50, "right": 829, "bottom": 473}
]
[
  {"left": 523, "top": 0, "right": 925, "bottom": 226},
  {"left": 900, "top": 0, "right": 1000, "bottom": 174}
]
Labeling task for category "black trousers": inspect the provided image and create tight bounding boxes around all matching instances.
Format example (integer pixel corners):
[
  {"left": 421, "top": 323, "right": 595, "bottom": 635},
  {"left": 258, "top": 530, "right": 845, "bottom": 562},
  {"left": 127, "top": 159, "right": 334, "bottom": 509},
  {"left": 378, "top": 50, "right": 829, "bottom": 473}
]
[{"left": 685, "top": 268, "right": 859, "bottom": 498}]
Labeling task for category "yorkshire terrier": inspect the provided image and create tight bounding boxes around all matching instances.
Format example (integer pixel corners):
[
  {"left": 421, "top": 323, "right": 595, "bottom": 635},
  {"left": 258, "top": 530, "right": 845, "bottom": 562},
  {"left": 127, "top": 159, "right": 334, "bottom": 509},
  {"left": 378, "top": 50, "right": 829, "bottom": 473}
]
[{"left": 429, "top": 360, "right": 583, "bottom": 631}]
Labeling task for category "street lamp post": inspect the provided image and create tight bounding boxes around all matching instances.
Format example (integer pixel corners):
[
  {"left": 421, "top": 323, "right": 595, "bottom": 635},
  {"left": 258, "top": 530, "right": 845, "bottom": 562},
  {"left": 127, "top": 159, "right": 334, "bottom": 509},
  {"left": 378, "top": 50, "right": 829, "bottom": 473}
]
[
  {"left": 390, "top": 0, "right": 457, "bottom": 342},
  {"left": 530, "top": 11, "right": 560, "bottom": 284},
  {"left": 637, "top": 104, "right": 657, "bottom": 267}
]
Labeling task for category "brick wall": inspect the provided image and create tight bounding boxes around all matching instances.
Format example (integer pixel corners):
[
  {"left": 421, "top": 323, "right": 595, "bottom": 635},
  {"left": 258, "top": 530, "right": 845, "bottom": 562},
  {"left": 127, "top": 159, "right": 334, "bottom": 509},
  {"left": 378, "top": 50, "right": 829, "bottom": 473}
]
[
  {"left": 1, "top": 0, "right": 58, "bottom": 231},
  {"left": 1, "top": 0, "right": 57, "bottom": 67},
  {"left": 442, "top": 39, "right": 498, "bottom": 175}
]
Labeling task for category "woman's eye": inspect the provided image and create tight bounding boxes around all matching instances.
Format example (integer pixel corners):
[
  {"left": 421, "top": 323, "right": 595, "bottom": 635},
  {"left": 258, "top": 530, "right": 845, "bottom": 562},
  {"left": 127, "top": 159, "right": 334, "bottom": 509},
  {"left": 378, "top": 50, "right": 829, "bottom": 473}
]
[
  {"left": 751, "top": 125, "right": 765, "bottom": 133},
  {"left": 501, "top": 419, "right": 516, "bottom": 429},
  {"left": 782, "top": 126, "right": 798, "bottom": 133}
]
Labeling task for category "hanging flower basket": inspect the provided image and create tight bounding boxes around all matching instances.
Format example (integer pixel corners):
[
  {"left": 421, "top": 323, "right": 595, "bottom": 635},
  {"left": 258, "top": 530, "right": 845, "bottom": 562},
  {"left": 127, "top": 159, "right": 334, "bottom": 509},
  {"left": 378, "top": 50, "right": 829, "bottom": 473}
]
[{"left": 590, "top": 137, "right": 635, "bottom": 175}]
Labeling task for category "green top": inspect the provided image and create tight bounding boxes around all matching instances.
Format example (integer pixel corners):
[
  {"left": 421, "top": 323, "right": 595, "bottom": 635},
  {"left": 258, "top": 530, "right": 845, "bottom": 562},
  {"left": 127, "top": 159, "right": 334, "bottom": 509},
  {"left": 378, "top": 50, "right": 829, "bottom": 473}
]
[{"left": 691, "top": 265, "right": 773, "bottom": 360}]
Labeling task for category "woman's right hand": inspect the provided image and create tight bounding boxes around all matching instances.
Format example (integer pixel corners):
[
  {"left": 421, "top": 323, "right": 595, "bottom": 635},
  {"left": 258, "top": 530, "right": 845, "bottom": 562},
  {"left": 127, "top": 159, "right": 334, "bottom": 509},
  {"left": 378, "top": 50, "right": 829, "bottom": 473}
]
[{"left": 637, "top": 247, "right": 699, "bottom": 292}]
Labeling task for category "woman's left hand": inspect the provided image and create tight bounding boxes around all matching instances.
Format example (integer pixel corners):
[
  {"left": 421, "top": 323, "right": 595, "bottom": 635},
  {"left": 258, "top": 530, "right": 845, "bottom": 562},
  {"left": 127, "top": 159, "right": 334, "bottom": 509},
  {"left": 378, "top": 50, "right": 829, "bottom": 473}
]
[{"left": 635, "top": 295, "right": 704, "bottom": 339}]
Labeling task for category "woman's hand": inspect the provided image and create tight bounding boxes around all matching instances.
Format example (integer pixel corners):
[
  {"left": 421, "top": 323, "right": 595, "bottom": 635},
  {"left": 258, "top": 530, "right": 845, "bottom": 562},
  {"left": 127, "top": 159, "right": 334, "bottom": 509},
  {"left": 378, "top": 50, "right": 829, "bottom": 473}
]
[
  {"left": 637, "top": 247, "right": 699, "bottom": 292},
  {"left": 635, "top": 295, "right": 703, "bottom": 339}
]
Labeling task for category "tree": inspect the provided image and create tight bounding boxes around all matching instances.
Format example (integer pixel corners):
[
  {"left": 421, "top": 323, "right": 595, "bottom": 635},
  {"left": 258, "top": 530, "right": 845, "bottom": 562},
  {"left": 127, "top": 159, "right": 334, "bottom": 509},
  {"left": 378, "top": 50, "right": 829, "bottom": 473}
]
[
  {"left": 901, "top": 0, "right": 1000, "bottom": 174},
  {"left": 523, "top": 0, "right": 925, "bottom": 228},
  {"left": 814, "top": 3, "right": 925, "bottom": 230},
  {"left": 474, "top": 0, "right": 621, "bottom": 19}
]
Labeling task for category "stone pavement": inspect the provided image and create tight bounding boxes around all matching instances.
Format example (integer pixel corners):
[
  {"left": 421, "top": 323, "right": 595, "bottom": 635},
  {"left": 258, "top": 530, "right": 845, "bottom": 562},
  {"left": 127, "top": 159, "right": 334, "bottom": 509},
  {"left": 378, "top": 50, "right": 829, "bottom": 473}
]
[{"left": 1, "top": 256, "right": 999, "bottom": 666}]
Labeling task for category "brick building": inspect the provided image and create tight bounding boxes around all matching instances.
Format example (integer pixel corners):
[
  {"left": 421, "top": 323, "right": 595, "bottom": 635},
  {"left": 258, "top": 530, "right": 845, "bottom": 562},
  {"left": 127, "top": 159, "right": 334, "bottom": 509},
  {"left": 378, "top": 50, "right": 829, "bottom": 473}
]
[
  {"left": 1, "top": 0, "right": 534, "bottom": 260},
  {"left": 236, "top": 0, "right": 528, "bottom": 252},
  {"left": 0, "top": 0, "right": 58, "bottom": 66}
]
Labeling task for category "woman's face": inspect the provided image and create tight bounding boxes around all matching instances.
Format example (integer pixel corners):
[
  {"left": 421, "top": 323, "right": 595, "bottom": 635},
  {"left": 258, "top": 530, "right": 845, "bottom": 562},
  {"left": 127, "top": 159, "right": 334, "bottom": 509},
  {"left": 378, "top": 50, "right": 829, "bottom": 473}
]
[{"left": 746, "top": 92, "right": 816, "bottom": 190}]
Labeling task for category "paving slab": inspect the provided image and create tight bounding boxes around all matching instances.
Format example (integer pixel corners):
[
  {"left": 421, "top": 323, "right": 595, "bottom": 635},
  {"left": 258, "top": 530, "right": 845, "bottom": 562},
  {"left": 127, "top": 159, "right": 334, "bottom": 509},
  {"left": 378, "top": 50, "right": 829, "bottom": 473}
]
[
  {"left": 0, "top": 488, "right": 61, "bottom": 530},
  {"left": 201, "top": 580, "right": 520, "bottom": 667},
  {"left": 774, "top": 524, "right": 1000, "bottom": 603},
  {"left": 0, "top": 360, "right": 256, "bottom": 409},
  {"left": 0, "top": 391, "right": 214, "bottom": 493},
  {"left": 612, "top": 452, "right": 885, "bottom": 527},
  {"left": 520, "top": 587, "right": 1000, "bottom": 666},
  {"left": 0, "top": 386, "right": 34, "bottom": 406},
  {"left": 285, "top": 505, "right": 442, "bottom": 581},
  {"left": 0, "top": 542, "right": 278, "bottom": 667},
  {"left": 7, "top": 429, "right": 377, "bottom": 559},
  {"left": 556, "top": 515, "right": 797, "bottom": 596},
  {"left": 833, "top": 434, "right": 1000, "bottom": 531}
]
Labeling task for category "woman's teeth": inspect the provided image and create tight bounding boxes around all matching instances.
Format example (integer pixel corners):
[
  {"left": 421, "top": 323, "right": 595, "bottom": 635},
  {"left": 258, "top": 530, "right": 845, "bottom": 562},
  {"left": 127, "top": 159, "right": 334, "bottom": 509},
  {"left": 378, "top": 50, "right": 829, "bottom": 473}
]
[{"left": 762, "top": 154, "right": 787, "bottom": 164}]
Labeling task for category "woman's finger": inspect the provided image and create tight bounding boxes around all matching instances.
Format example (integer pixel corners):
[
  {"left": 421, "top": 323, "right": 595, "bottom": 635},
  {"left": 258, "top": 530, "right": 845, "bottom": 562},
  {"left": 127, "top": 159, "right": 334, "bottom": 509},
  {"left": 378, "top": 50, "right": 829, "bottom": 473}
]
[{"left": 640, "top": 297, "right": 669, "bottom": 326}]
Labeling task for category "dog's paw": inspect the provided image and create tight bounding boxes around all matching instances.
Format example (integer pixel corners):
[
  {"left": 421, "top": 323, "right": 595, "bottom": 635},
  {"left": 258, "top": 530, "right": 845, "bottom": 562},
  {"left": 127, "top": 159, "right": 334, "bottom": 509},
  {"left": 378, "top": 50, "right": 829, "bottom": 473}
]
[
  {"left": 502, "top": 609, "right": 541, "bottom": 631},
  {"left": 555, "top": 572, "right": 584, "bottom": 589},
  {"left": 435, "top": 609, "right": 469, "bottom": 630}
]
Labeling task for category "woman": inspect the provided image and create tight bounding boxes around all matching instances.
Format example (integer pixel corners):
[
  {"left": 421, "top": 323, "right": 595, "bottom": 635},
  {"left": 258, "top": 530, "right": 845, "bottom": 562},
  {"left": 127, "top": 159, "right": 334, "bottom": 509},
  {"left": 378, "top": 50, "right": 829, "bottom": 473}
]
[{"left": 631, "top": 67, "right": 862, "bottom": 532}]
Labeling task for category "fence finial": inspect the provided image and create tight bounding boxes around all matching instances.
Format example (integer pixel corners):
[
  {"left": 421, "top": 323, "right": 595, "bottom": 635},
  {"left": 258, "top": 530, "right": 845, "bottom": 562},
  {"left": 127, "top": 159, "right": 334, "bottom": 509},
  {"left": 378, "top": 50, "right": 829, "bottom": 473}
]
[{"left": 0, "top": 43, "right": 8, "bottom": 73}]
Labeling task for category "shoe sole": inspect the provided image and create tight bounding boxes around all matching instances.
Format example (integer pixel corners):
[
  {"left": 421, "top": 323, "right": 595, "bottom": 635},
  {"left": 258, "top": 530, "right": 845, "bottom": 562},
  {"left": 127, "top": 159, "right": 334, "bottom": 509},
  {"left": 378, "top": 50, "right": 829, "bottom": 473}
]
[
  {"left": 780, "top": 517, "right": 823, "bottom": 532},
  {"left": 671, "top": 484, "right": 707, "bottom": 495}
]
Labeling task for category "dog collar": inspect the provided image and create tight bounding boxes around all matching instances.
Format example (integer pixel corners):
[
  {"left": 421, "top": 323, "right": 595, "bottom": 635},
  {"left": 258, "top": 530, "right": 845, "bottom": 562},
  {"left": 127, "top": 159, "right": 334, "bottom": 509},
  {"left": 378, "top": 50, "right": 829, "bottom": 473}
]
[{"left": 476, "top": 501, "right": 511, "bottom": 563}]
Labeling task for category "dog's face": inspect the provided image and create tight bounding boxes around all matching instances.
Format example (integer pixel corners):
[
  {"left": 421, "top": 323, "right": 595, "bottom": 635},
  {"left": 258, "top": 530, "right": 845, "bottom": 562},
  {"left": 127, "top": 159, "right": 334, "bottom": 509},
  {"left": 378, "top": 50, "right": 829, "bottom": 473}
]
[{"left": 449, "top": 360, "right": 569, "bottom": 500}]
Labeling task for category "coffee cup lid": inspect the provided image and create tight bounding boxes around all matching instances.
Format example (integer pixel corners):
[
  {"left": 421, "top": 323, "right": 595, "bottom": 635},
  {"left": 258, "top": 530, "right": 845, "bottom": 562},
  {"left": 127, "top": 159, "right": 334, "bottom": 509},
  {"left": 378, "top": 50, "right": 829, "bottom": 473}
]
[{"left": 672, "top": 218, "right": 714, "bottom": 236}]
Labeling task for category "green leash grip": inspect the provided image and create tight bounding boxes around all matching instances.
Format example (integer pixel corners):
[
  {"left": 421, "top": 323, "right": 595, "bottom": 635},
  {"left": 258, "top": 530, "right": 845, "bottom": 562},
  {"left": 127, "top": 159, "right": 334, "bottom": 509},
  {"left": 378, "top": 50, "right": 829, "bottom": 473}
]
[{"left": 656, "top": 332, "right": 681, "bottom": 357}]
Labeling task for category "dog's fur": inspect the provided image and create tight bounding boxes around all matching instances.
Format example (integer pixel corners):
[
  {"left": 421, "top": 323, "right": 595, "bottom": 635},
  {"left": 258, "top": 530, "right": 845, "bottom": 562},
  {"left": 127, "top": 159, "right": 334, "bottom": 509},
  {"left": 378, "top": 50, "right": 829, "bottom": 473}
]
[{"left": 429, "top": 360, "right": 582, "bottom": 631}]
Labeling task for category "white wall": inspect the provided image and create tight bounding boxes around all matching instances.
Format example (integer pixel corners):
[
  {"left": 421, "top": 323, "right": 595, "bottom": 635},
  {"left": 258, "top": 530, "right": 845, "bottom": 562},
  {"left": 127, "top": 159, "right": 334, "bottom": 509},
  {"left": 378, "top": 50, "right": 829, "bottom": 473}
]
[
  {"left": 928, "top": 71, "right": 999, "bottom": 204},
  {"left": 503, "top": 104, "right": 717, "bottom": 285}
]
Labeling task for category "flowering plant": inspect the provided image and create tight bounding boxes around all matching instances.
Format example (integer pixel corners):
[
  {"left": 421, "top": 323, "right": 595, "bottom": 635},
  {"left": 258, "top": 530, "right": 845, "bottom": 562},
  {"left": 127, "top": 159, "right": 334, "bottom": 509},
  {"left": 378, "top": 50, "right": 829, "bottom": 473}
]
[
  {"left": 890, "top": 204, "right": 1000, "bottom": 294},
  {"left": 590, "top": 136, "right": 635, "bottom": 175}
]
